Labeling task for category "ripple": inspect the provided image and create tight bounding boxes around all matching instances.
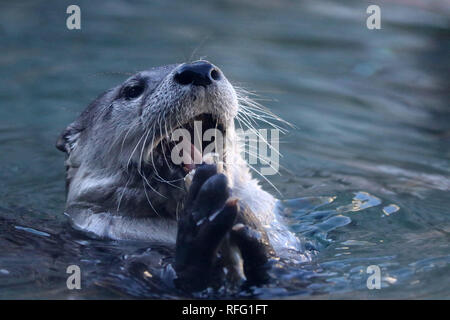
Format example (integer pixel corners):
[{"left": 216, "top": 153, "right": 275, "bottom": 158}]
[
  {"left": 0, "top": 269, "right": 10, "bottom": 275},
  {"left": 336, "top": 192, "right": 382, "bottom": 213},
  {"left": 278, "top": 196, "right": 336, "bottom": 216},
  {"left": 14, "top": 226, "right": 51, "bottom": 237},
  {"left": 382, "top": 204, "right": 400, "bottom": 216}
]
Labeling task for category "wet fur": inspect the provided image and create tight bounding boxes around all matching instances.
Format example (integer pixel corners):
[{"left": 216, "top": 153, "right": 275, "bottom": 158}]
[{"left": 57, "top": 61, "right": 299, "bottom": 253}]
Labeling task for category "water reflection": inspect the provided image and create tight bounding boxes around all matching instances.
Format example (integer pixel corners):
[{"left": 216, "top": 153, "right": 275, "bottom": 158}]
[{"left": 0, "top": 0, "right": 449, "bottom": 298}]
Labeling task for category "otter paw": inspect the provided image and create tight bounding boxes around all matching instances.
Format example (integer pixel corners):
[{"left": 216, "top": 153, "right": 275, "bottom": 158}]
[
  {"left": 174, "top": 164, "right": 237, "bottom": 291},
  {"left": 230, "top": 223, "right": 275, "bottom": 285}
]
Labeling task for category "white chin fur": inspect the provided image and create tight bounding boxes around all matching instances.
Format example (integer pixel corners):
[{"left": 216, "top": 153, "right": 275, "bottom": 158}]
[{"left": 66, "top": 210, "right": 177, "bottom": 243}]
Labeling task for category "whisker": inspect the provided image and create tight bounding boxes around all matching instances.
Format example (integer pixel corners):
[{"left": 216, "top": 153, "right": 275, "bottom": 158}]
[
  {"left": 246, "top": 161, "right": 283, "bottom": 197},
  {"left": 116, "top": 173, "right": 132, "bottom": 213},
  {"left": 236, "top": 113, "right": 283, "bottom": 158},
  {"left": 141, "top": 174, "right": 160, "bottom": 217},
  {"left": 240, "top": 149, "right": 281, "bottom": 175},
  {"left": 126, "top": 128, "right": 148, "bottom": 170}
]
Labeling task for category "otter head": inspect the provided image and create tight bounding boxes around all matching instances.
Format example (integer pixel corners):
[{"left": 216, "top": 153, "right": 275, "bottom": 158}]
[{"left": 57, "top": 61, "right": 241, "bottom": 219}]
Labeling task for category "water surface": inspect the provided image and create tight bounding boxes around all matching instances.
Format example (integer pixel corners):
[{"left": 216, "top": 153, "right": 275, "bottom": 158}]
[{"left": 0, "top": 0, "right": 449, "bottom": 299}]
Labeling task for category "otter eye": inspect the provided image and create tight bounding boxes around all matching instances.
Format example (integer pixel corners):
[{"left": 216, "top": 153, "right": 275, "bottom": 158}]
[{"left": 123, "top": 83, "right": 145, "bottom": 99}]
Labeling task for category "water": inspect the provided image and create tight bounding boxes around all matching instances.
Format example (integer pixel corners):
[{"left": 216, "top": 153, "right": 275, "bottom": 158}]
[{"left": 0, "top": 0, "right": 449, "bottom": 299}]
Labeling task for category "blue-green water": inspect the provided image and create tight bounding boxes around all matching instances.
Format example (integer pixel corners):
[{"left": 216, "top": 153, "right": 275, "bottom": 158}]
[{"left": 0, "top": 0, "right": 449, "bottom": 299}]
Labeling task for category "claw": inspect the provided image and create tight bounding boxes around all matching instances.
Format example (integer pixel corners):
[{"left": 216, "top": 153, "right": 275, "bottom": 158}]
[
  {"left": 184, "top": 168, "right": 196, "bottom": 190},
  {"left": 175, "top": 165, "right": 273, "bottom": 292}
]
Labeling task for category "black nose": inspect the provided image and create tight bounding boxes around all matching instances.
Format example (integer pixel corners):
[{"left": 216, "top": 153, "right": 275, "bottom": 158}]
[{"left": 174, "top": 61, "right": 221, "bottom": 87}]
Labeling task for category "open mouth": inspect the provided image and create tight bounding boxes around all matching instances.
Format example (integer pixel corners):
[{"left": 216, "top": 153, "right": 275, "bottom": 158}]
[{"left": 146, "top": 113, "right": 227, "bottom": 174}]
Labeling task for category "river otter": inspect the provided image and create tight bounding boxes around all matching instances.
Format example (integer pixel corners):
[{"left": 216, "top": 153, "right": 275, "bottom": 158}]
[{"left": 56, "top": 61, "right": 300, "bottom": 290}]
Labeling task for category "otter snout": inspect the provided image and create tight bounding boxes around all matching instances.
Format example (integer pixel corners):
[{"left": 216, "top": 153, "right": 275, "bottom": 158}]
[{"left": 174, "top": 61, "right": 222, "bottom": 87}]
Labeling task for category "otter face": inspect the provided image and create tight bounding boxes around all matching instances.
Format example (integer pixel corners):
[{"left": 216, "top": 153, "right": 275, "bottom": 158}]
[{"left": 57, "top": 61, "right": 239, "bottom": 219}]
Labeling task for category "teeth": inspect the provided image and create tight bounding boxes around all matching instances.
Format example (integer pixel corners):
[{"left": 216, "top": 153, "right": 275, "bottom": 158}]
[
  {"left": 202, "top": 152, "right": 218, "bottom": 164},
  {"left": 184, "top": 153, "right": 225, "bottom": 191},
  {"left": 202, "top": 152, "right": 224, "bottom": 174},
  {"left": 184, "top": 169, "right": 196, "bottom": 190}
]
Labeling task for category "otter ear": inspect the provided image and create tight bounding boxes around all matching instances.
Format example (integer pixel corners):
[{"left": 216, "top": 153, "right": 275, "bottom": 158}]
[{"left": 56, "top": 123, "right": 82, "bottom": 154}]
